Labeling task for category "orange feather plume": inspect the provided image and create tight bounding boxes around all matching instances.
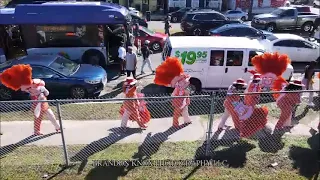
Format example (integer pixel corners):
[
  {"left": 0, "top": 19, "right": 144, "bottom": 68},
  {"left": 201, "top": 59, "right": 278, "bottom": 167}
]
[
  {"left": 154, "top": 57, "right": 184, "bottom": 86},
  {"left": 0, "top": 64, "right": 32, "bottom": 91},
  {"left": 251, "top": 52, "right": 291, "bottom": 76},
  {"left": 271, "top": 77, "right": 288, "bottom": 99}
]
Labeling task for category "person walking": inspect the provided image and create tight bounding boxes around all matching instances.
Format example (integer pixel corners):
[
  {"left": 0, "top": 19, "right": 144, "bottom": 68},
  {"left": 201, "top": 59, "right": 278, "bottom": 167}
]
[
  {"left": 164, "top": 17, "right": 171, "bottom": 36},
  {"left": 301, "top": 61, "right": 317, "bottom": 106},
  {"left": 141, "top": 40, "right": 155, "bottom": 74},
  {"left": 125, "top": 46, "right": 138, "bottom": 79},
  {"left": 118, "top": 42, "right": 126, "bottom": 76}
]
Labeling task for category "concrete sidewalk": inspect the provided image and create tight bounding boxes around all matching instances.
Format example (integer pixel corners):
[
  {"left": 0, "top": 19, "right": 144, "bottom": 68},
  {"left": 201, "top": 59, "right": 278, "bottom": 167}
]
[{"left": 0, "top": 116, "right": 318, "bottom": 146}]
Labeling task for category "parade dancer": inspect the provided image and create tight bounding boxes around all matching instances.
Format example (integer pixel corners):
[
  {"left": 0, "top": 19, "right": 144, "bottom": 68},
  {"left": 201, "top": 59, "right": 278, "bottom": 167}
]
[
  {"left": 272, "top": 80, "right": 304, "bottom": 130},
  {"left": 249, "top": 52, "right": 291, "bottom": 92},
  {"left": 120, "top": 77, "right": 150, "bottom": 131},
  {"left": 154, "top": 57, "right": 192, "bottom": 127},
  {"left": 223, "top": 78, "right": 269, "bottom": 138},
  {"left": 221, "top": 78, "right": 247, "bottom": 132},
  {"left": 0, "top": 64, "right": 60, "bottom": 135},
  {"left": 244, "top": 73, "right": 262, "bottom": 106}
]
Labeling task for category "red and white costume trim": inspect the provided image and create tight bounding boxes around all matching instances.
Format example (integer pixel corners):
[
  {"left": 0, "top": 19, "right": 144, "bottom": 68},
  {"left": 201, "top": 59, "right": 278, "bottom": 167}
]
[{"left": 119, "top": 77, "right": 150, "bottom": 129}]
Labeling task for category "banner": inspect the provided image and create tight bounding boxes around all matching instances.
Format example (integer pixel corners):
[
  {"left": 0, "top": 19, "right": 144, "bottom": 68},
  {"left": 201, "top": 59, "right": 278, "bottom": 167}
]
[{"left": 271, "top": 0, "right": 286, "bottom": 7}]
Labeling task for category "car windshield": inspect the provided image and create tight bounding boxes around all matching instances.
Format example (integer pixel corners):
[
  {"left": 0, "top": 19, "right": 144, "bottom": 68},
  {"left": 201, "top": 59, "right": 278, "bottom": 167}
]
[
  {"left": 49, "top": 56, "right": 79, "bottom": 76},
  {"left": 266, "top": 35, "right": 278, "bottom": 41},
  {"left": 141, "top": 26, "right": 155, "bottom": 34},
  {"left": 271, "top": 9, "right": 286, "bottom": 15}
]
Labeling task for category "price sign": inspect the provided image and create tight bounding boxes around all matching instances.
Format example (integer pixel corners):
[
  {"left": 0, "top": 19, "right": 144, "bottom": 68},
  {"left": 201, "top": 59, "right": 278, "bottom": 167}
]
[{"left": 174, "top": 50, "right": 207, "bottom": 65}]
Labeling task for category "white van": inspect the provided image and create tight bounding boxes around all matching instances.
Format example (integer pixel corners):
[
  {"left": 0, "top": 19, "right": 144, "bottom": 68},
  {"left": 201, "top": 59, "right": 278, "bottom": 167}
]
[{"left": 161, "top": 36, "right": 294, "bottom": 91}]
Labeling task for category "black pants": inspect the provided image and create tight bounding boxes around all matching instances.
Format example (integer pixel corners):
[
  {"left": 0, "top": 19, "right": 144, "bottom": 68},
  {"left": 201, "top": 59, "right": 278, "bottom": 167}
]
[
  {"left": 165, "top": 30, "right": 170, "bottom": 36},
  {"left": 127, "top": 70, "right": 136, "bottom": 79}
]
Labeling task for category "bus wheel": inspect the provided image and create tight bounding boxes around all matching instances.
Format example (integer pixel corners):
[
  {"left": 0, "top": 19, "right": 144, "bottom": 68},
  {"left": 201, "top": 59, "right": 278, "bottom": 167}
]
[{"left": 82, "top": 49, "right": 106, "bottom": 69}]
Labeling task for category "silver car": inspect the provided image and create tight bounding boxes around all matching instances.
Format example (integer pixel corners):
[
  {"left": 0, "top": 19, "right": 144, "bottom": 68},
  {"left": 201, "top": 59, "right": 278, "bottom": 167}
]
[{"left": 224, "top": 10, "right": 248, "bottom": 21}]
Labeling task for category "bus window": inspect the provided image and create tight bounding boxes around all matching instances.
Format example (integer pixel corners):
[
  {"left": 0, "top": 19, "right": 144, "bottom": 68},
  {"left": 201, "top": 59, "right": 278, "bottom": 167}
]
[{"left": 35, "top": 25, "right": 102, "bottom": 48}]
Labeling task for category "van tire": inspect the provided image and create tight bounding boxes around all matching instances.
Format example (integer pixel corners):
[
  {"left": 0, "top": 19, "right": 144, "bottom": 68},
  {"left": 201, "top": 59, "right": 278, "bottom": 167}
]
[
  {"left": 82, "top": 49, "right": 107, "bottom": 69},
  {"left": 189, "top": 78, "right": 202, "bottom": 93},
  {"left": 302, "top": 22, "right": 313, "bottom": 32}
]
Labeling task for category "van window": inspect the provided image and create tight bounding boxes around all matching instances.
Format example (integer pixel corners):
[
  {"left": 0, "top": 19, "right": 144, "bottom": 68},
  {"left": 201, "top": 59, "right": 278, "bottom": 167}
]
[
  {"left": 248, "top": 50, "right": 264, "bottom": 66},
  {"left": 226, "top": 51, "right": 243, "bottom": 66},
  {"left": 210, "top": 50, "right": 224, "bottom": 66}
]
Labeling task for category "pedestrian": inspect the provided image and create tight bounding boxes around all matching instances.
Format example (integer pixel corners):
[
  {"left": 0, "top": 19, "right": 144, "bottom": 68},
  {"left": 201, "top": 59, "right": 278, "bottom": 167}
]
[
  {"left": 164, "top": 17, "right": 171, "bottom": 36},
  {"left": 301, "top": 61, "right": 317, "bottom": 106},
  {"left": 125, "top": 46, "right": 138, "bottom": 79},
  {"left": 118, "top": 42, "right": 126, "bottom": 75},
  {"left": 309, "top": 17, "right": 320, "bottom": 38},
  {"left": 141, "top": 40, "right": 155, "bottom": 74}
]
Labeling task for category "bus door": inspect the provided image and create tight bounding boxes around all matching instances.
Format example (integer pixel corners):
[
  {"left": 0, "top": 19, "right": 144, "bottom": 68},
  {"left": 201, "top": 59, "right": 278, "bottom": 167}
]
[{"left": 0, "top": 26, "right": 7, "bottom": 63}]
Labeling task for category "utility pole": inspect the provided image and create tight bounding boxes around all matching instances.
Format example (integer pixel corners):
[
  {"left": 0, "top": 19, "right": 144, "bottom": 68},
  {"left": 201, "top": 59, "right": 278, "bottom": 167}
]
[
  {"left": 248, "top": 0, "right": 254, "bottom": 21},
  {"left": 126, "top": 0, "right": 129, "bottom": 8}
]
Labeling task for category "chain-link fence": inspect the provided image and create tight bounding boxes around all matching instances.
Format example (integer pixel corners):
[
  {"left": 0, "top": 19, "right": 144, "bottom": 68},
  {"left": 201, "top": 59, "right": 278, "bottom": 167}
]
[{"left": 0, "top": 90, "right": 319, "bottom": 169}]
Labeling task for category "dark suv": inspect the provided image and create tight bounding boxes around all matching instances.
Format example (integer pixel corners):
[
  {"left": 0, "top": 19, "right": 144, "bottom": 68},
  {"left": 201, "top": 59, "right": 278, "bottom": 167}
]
[{"left": 180, "top": 10, "right": 242, "bottom": 36}]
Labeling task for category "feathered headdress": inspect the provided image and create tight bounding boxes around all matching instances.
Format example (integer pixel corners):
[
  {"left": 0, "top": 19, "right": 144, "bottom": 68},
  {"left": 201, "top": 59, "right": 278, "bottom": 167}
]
[
  {"left": 0, "top": 64, "right": 33, "bottom": 91},
  {"left": 250, "top": 52, "right": 291, "bottom": 76},
  {"left": 154, "top": 57, "right": 184, "bottom": 86},
  {"left": 249, "top": 52, "right": 291, "bottom": 99}
]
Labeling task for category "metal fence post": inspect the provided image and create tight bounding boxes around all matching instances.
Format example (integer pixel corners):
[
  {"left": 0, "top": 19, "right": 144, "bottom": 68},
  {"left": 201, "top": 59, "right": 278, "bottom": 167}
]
[
  {"left": 205, "top": 91, "right": 217, "bottom": 157},
  {"left": 56, "top": 100, "right": 69, "bottom": 166}
]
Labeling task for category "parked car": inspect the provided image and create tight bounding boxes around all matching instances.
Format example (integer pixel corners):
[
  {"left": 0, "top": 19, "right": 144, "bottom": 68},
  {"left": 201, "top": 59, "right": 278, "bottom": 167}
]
[
  {"left": 224, "top": 10, "right": 248, "bottom": 21},
  {"left": 128, "top": 7, "right": 141, "bottom": 17},
  {"left": 134, "top": 26, "right": 167, "bottom": 51},
  {"left": 180, "top": 10, "right": 242, "bottom": 36},
  {"left": 131, "top": 14, "right": 148, "bottom": 28},
  {"left": 0, "top": 55, "right": 108, "bottom": 100},
  {"left": 251, "top": 7, "right": 319, "bottom": 32},
  {"left": 209, "top": 24, "right": 273, "bottom": 39},
  {"left": 168, "top": 7, "right": 197, "bottom": 23},
  {"left": 259, "top": 33, "right": 320, "bottom": 62},
  {"left": 314, "top": 0, "right": 320, "bottom": 7}
]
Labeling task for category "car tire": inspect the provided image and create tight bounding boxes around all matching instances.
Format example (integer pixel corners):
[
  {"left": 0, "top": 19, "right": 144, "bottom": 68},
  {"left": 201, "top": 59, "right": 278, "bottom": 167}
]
[
  {"left": 193, "top": 28, "right": 202, "bottom": 36},
  {"left": 82, "top": 49, "right": 107, "bottom": 69},
  {"left": 241, "top": 16, "right": 246, "bottom": 21},
  {"left": 189, "top": 78, "right": 202, "bottom": 94},
  {"left": 302, "top": 22, "right": 313, "bottom": 32},
  {"left": 0, "top": 87, "right": 13, "bottom": 100},
  {"left": 70, "top": 86, "right": 87, "bottom": 99},
  {"left": 266, "top": 23, "right": 276, "bottom": 32},
  {"left": 151, "top": 42, "right": 161, "bottom": 51},
  {"left": 172, "top": 16, "right": 178, "bottom": 23}
]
